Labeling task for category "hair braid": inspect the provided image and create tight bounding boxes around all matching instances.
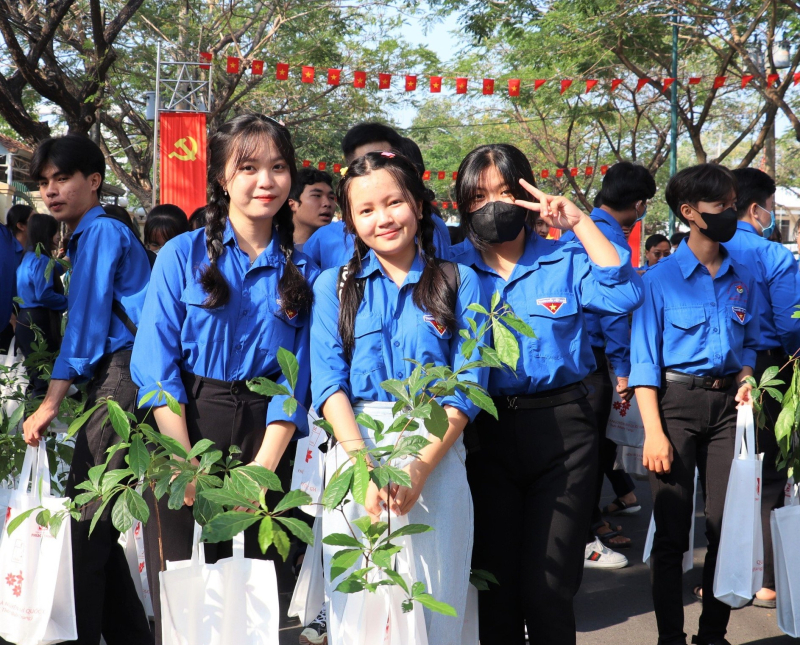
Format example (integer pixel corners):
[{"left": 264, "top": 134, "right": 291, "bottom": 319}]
[
  {"left": 274, "top": 207, "right": 314, "bottom": 316},
  {"left": 412, "top": 204, "right": 455, "bottom": 332},
  {"left": 198, "top": 185, "right": 231, "bottom": 308},
  {"left": 338, "top": 237, "right": 369, "bottom": 358}
]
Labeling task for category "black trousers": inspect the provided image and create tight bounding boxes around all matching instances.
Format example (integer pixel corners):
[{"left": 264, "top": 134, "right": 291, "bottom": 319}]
[
  {"left": 650, "top": 381, "right": 738, "bottom": 645},
  {"left": 467, "top": 391, "right": 598, "bottom": 645},
  {"left": 753, "top": 350, "right": 789, "bottom": 590},
  {"left": 14, "top": 307, "right": 62, "bottom": 399},
  {"left": 64, "top": 350, "right": 154, "bottom": 645},
  {"left": 583, "top": 351, "right": 636, "bottom": 541},
  {"left": 142, "top": 372, "right": 293, "bottom": 645}
]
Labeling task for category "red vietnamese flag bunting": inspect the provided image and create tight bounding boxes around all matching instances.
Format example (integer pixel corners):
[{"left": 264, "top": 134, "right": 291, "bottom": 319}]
[
  {"left": 422, "top": 170, "right": 431, "bottom": 180},
  {"left": 508, "top": 79, "right": 521, "bottom": 96},
  {"left": 318, "top": 162, "right": 327, "bottom": 171},
  {"left": 327, "top": 69, "right": 341, "bottom": 85},
  {"left": 556, "top": 168, "right": 564, "bottom": 178},
  {"left": 251, "top": 60, "right": 264, "bottom": 75},
  {"left": 456, "top": 77, "right": 468, "bottom": 94},
  {"left": 483, "top": 78, "right": 495, "bottom": 95},
  {"left": 301, "top": 66, "right": 315, "bottom": 83},
  {"left": 379, "top": 73, "right": 391, "bottom": 89},
  {"left": 688, "top": 76, "right": 702, "bottom": 85},
  {"left": 453, "top": 202, "right": 458, "bottom": 210},
  {"left": 432, "top": 201, "right": 438, "bottom": 207},
  {"left": 541, "top": 169, "right": 550, "bottom": 179},
  {"left": 712, "top": 76, "right": 727, "bottom": 89},
  {"left": 585, "top": 79, "right": 598, "bottom": 93},
  {"left": 570, "top": 167, "right": 578, "bottom": 177},
  {"left": 405, "top": 75, "right": 417, "bottom": 91},
  {"left": 452, "top": 171, "right": 458, "bottom": 180},
  {"left": 437, "top": 171, "right": 446, "bottom": 180},
  {"left": 635, "top": 77, "right": 649, "bottom": 92},
  {"left": 430, "top": 76, "right": 442, "bottom": 93},
  {"left": 226, "top": 56, "right": 240, "bottom": 74},
  {"left": 794, "top": 72, "right": 800, "bottom": 85},
  {"left": 585, "top": 166, "right": 594, "bottom": 176},
  {"left": 600, "top": 165, "right": 609, "bottom": 175},
  {"left": 353, "top": 71, "right": 366, "bottom": 88},
  {"left": 767, "top": 73, "right": 780, "bottom": 86},
  {"left": 276, "top": 62, "right": 289, "bottom": 80},
  {"left": 442, "top": 201, "right": 449, "bottom": 209},
  {"left": 333, "top": 163, "right": 341, "bottom": 174},
  {"left": 741, "top": 75, "right": 754, "bottom": 88},
  {"left": 662, "top": 78, "right": 675, "bottom": 92},
  {"left": 534, "top": 79, "right": 547, "bottom": 90},
  {"left": 200, "top": 52, "right": 212, "bottom": 70},
  {"left": 560, "top": 79, "right": 572, "bottom": 94},
  {"left": 611, "top": 78, "right": 623, "bottom": 91},
  {"left": 302, "top": 160, "right": 311, "bottom": 168}
]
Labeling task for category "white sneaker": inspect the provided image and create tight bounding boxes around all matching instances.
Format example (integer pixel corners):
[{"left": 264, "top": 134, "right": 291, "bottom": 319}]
[
  {"left": 584, "top": 537, "right": 628, "bottom": 569},
  {"left": 299, "top": 605, "right": 328, "bottom": 645}
]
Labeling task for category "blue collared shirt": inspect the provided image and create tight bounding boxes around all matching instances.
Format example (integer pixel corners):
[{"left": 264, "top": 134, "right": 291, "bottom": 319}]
[
  {"left": 131, "top": 222, "right": 319, "bottom": 435},
  {"left": 310, "top": 251, "right": 488, "bottom": 420},
  {"left": 16, "top": 252, "right": 67, "bottom": 311},
  {"left": 53, "top": 206, "right": 151, "bottom": 381},
  {"left": 0, "top": 226, "right": 18, "bottom": 328},
  {"left": 724, "top": 221, "right": 800, "bottom": 354},
  {"left": 561, "top": 208, "right": 633, "bottom": 376},
  {"left": 304, "top": 215, "right": 452, "bottom": 270},
  {"left": 629, "top": 240, "right": 759, "bottom": 388},
  {"left": 452, "top": 233, "right": 644, "bottom": 395}
]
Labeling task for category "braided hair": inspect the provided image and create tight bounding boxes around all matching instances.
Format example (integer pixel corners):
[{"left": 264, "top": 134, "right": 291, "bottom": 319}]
[
  {"left": 336, "top": 151, "right": 455, "bottom": 357},
  {"left": 200, "top": 114, "right": 313, "bottom": 315}
]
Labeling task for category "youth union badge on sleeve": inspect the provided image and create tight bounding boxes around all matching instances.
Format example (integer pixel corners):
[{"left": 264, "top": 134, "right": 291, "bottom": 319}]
[
  {"left": 536, "top": 297, "right": 567, "bottom": 314},
  {"left": 732, "top": 306, "right": 747, "bottom": 323},
  {"left": 423, "top": 314, "right": 447, "bottom": 336}
]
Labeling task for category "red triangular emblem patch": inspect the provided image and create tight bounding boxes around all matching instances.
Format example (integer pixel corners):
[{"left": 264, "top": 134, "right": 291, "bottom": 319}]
[
  {"left": 732, "top": 307, "right": 746, "bottom": 323},
  {"left": 423, "top": 315, "right": 447, "bottom": 336},
  {"left": 536, "top": 297, "right": 567, "bottom": 314}
]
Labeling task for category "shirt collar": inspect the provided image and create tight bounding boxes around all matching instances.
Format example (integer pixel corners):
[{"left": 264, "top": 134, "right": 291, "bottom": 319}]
[
  {"left": 71, "top": 204, "right": 106, "bottom": 239},
  {"left": 356, "top": 248, "right": 426, "bottom": 285},
  {"left": 453, "top": 231, "right": 564, "bottom": 280},
  {"left": 222, "top": 219, "right": 307, "bottom": 268},
  {"left": 591, "top": 207, "right": 625, "bottom": 237},
  {"left": 674, "top": 238, "right": 733, "bottom": 279},
  {"left": 736, "top": 220, "right": 759, "bottom": 236}
]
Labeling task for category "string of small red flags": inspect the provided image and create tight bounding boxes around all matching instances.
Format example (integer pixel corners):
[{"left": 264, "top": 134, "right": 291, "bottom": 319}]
[{"left": 213, "top": 53, "right": 800, "bottom": 96}]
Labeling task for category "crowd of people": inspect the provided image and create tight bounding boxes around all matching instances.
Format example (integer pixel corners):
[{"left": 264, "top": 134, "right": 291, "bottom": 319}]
[{"left": 0, "top": 115, "right": 797, "bottom": 645}]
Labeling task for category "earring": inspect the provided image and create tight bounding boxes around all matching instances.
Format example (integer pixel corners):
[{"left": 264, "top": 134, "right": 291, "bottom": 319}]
[{"left": 223, "top": 189, "right": 228, "bottom": 197}]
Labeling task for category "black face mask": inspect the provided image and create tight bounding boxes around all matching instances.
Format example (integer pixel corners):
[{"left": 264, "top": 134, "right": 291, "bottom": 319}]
[
  {"left": 469, "top": 201, "right": 528, "bottom": 244},
  {"left": 696, "top": 207, "right": 738, "bottom": 243}
]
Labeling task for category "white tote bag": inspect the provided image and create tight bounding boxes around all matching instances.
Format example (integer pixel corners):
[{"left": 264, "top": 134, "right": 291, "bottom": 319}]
[
  {"left": 605, "top": 369, "right": 645, "bottom": 448},
  {"left": 339, "top": 513, "right": 428, "bottom": 645},
  {"left": 290, "top": 409, "right": 326, "bottom": 517},
  {"left": 119, "top": 520, "right": 153, "bottom": 619},
  {"left": 772, "top": 478, "right": 800, "bottom": 637},
  {"left": 287, "top": 514, "right": 325, "bottom": 625},
  {"left": 643, "top": 468, "right": 698, "bottom": 573},
  {"left": 0, "top": 443, "right": 76, "bottom": 645},
  {"left": 160, "top": 523, "right": 280, "bottom": 645},
  {"left": 713, "top": 405, "right": 764, "bottom": 608},
  {"left": 614, "top": 444, "right": 649, "bottom": 480}
]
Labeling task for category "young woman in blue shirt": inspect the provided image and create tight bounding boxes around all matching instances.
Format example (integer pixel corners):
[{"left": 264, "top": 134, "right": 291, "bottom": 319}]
[
  {"left": 450, "top": 144, "right": 644, "bottom": 645},
  {"left": 310, "top": 151, "right": 487, "bottom": 645},
  {"left": 131, "top": 114, "right": 318, "bottom": 642},
  {"left": 14, "top": 212, "right": 67, "bottom": 398}
]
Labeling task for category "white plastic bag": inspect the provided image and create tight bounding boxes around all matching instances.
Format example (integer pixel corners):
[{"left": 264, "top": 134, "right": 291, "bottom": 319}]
[
  {"left": 1, "top": 337, "right": 28, "bottom": 429},
  {"left": 772, "top": 478, "right": 800, "bottom": 637},
  {"left": 287, "top": 514, "right": 324, "bottom": 625},
  {"left": 459, "top": 584, "right": 479, "bottom": 644},
  {"left": 713, "top": 405, "right": 764, "bottom": 608},
  {"left": 160, "top": 523, "right": 279, "bottom": 645},
  {"left": 0, "top": 443, "right": 76, "bottom": 645},
  {"left": 643, "top": 468, "right": 698, "bottom": 573},
  {"left": 614, "top": 444, "right": 649, "bottom": 480},
  {"left": 339, "top": 513, "right": 428, "bottom": 645},
  {"left": 605, "top": 369, "right": 645, "bottom": 448},
  {"left": 290, "top": 409, "right": 326, "bottom": 516},
  {"left": 119, "top": 520, "right": 153, "bottom": 619}
]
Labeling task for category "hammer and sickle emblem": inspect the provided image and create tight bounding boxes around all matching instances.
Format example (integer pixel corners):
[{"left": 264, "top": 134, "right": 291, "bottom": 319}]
[{"left": 168, "top": 136, "right": 198, "bottom": 161}]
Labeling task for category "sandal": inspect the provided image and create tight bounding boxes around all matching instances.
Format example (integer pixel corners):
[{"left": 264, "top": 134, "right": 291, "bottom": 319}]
[
  {"left": 595, "top": 522, "right": 632, "bottom": 549},
  {"left": 602, "top": 497, "right": 642, "bottom": 516},
  {"left": 693, "top": 585, "right": 703, "bottom": 602}
]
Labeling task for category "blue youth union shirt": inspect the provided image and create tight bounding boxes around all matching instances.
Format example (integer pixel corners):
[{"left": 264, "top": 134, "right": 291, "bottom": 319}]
[
  {"left": 724, "top": 221, "right": 800, "bottom": 354},
  {"left": 304, "top": 215, "right": 452, "bottom": 270},
  {"left": 53, "top": 206, "right": 150, "bottom": 382},
  {"left": 629, "top": 240, "right": 759, "bottom": 388},
  {"left": 451, "top": 232, "right": 644, "bottom": 395},
  {"left": 16, "top": 253, "right": 67, "bottom": 311},
  {"left": 561, "top": 207, "right": 634, "bottom": 376},
  {"left": 310, "top": 251, "right": 488, "bottom": 421},
  {"left": 131, "top": 222, "right": 319, "bottom": 435}
]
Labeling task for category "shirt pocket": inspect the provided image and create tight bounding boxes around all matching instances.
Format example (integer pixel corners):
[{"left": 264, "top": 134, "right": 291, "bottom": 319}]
[
  {"left": 351, "top": 313, "right": 384, "bottom": 375},
  {"left": 726, "top": 305, "right": 750, "bottom": 350},
  {"left": 525, "top": 293, "right": 581, "bottom": 360},
  {"left": 179, "top": 283, "right": 217, "bottom": 344},
  {"left": 261, "top": 298, "right": 305, "bottom": 361},
  {"left": 664, "top": 305, "right": 707, "bottom": 359},
  {"left": 416, "top": 315, "right": 453, "bottom": 366}
]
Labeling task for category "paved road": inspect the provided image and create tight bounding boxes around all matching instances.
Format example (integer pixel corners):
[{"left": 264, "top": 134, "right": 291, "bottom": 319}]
[{"left": 278, "top": 477, "right": 797, "bottom": 645}]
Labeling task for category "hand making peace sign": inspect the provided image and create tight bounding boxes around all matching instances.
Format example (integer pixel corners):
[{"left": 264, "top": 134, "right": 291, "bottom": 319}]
[{"left": 514, "top": 178, "right": 587, "bottom": 231}]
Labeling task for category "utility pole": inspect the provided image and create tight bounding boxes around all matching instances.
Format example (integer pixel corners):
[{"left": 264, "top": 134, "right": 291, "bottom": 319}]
[{"left": 669, "top": 11, "right": 679, "bottom": 236}]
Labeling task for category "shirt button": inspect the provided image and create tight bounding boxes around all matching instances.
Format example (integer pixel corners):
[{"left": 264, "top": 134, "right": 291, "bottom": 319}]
[
  {"left": 242, "top": 310, "right": 248, "bottom": 315},
  {"left": 393, "top": 341, "right": 400, "bottom": 347},
  {"left": 235, "top": 343, "right": 242, "bottom": 350},
  {"left": 713, "top": 328, "right": 718, "bottom": 333},
  {"left": 396, "top": 371, "right": 402, "bottom": 378}
]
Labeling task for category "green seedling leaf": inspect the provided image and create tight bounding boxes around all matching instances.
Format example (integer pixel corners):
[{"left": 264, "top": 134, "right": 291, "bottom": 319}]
[
  {"left": 424, "top": 400, "right": 449, "bottom": 441},
  {"left": 273, "top": 489, "right": 312, "bottom": 513},
  {"left": 335, "top": 577, "right": 365, "bottom": 593},
  {"left": 274, "top": 516, "right": 315, "bottom": 545},
  {"left": 493, "top": 320, "right": 520, "bottom": 369},
  {"left": 460, "top": 338, "right": 478, "bottom": 360},
  {"left": 383, "top": 567, "right": 410, "bottom": 593},
  {"left": 470, "top": 568, "right": 499, "bottom": 590},
  {"left": 352, "top": 515, "right": 373, "bottom": 535},
  {"left": 477, "top": 346, "right": 503, "bottom": 368},
  {"left": 321, "top": 467, "right": 353, "bottom": 509},
  {"left": 273, "top": 526, "right": 291, "bottom": 561},
  {"left": 352, "top": 457, "right": 369, "bottom": 505},
  {"left": 355, "top": 413, "right": 384, "bottom": 434},
  {"left": 760, "top": 365, "right": 780, "bottom": 387},
  {"left": 330, "top": 548, "right": 363, "bottom": 580},
  {"left": 277, "top": 347, "right": 299, "bottom": 391},
  {"left": 138, "top": 390, "right": 157, "bottom": 408},
  {"left": 163, "top": 391, "right": 182, "bottom": 416},
  {"left": 413, "top": 592, "right": 457, "bottom": 616},
  {"left": 765, "top": 387, "right": 784, "bottom": 403},
  {"left": 200, "top": 488, "right": 258, "bottom": 510},
  {"left": 237, "top": 465, "right": 283, "bottom": 493},
  {"left": 111, "top": 494, "right": 134, "bottom": 533},
  {"left": 283, "top": 397, "right": 298, "bottom": 417},
  {"left": 501, "top": 312, "right": 536, "bottom": 338},
  {"left": 387, "top": 523, "right": 433, "bottom": 541},
  {"left": 323, "top": 533, "right": 363, "bottom": 548},
  {"left": 156, "top": 434, "right": 188, "bottom": 460},
  {"left": 106, "top": 399, "right": 131, "bottom": 441},
  {"left": 128, "top": 435, "right": 148, "bottom": 479},
  {"left": 202, "top": 511, "right": 259, "bottom": 543},
  {"left": 126, "top": 489, "right": 149, "bottom": 523},
  {"left": 187, "top": 439, "right": 215, "bottom": 461},
  {"left": 372, "top": 544, "right": 402, "bottom": 569},
  {"left": 467, "top": 389, "right": 498, "bottom": 419},
  {"left": 258, "top": 516, "right": 273, "bottom": 553},
  {"left": 467, "top": 303, "right": 489, "bottom": 315},
  {"left": 6, "top": 508, "right": 39, "bottom": 535},
  {"left": 490, "top": 291, "right": 501, "bottom": 311},
  {"left": 67, "top": 403, "right": 103, "bottom": 439},
  {"left": 36, "top": 509, "right": 51, "bottom": 527},
  {"left": 314, "top": 418, "right": 335, "bottom": 436},
  {"left": 381, "top": 379, "right": 410, "bottom": 403},
  {"left": 384, "top": 465, "right": 412, "bottom": 488},
  {"left": 246, "top": 377, "right": 291, "bottom": 398}
]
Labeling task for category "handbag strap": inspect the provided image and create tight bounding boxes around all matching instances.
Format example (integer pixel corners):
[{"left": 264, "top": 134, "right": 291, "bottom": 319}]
[
  {"left": 734, "top": 405, "right": 756, "bottom": 459},
  {"left": 191, "top": 522, "right": 206, "bottom": 566}
]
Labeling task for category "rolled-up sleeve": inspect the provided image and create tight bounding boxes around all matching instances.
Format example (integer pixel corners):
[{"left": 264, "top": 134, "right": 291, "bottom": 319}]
[
  {"left": 578, "top": 243, "right": 644, "bottom": 316},
  {"left": 629, "top": 276, "right": 664, "bottom": 388}
]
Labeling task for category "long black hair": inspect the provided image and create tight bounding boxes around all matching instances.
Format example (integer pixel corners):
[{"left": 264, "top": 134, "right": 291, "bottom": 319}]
[
  {"left": 336, "top": 151, "right": 455, "bottom": 357},
  {"left": 455, "top": 144, "right": 538, "bottom": 250},
  {"left": 26, "top": 213, "right": 59, "bottom": 256},
  {"left": 6, "top": 204, "right": 33, "bottom": 237},
  {"left": 201, "top": 113, "right": 313, "bottom": 315}
]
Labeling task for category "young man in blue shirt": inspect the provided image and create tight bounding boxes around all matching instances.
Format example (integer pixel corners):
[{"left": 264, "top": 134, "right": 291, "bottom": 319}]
[
  {"left": 630, "top": 164, "right": 758, "bottom": 645},
  {"left": 725, "top": 167, "right": 800, "bottom": 609},
  {"left": 22, "top": 135, "right": 153, "bottom": 645}
]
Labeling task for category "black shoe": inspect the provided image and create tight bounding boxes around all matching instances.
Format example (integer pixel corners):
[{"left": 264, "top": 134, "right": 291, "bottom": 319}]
[
  {"left": 300, "top": 605, "right": 327, "bottom": 645},
  {"left": 691, "top": 636, "right": 731, "bottom": 645}
]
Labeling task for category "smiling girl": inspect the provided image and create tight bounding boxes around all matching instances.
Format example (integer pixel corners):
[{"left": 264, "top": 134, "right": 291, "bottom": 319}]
[
  {"left": 310, "top": 151, "right": 488, "bottom": 644},
  {"left": 131, "top": 114, "right": 318, "bottom": 642}
]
